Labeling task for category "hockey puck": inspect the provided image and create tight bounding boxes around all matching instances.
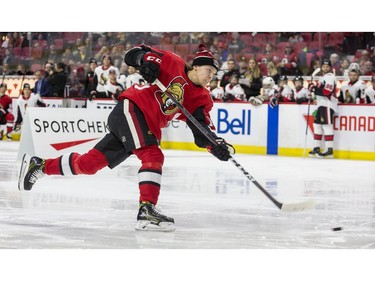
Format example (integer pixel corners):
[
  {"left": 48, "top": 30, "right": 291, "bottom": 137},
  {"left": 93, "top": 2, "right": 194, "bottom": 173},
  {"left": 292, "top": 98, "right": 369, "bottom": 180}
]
[{"left": 331, "top": 227, "right": 343, "bottom": 231}]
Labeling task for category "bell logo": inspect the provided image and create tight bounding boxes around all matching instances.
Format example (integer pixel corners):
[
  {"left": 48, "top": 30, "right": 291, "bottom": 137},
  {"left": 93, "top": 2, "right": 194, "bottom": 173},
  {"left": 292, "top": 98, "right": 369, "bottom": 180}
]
[{"left": 217, "top": 109, "right": 251, "bottom": 135}]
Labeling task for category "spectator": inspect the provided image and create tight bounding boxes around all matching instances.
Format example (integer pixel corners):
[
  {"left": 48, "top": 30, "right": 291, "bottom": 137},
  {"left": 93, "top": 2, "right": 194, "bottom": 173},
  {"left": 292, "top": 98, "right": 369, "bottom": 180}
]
[
  {"left": 125, "top": 66, "right": 144, "bottom": 89},
  {"left": 249, "top": 76, "right": 278, "bottom": 107},
  {"left": 361, "top": 61, "right": 375, "bottom": 76},
  {"left": 307, "top": 59, "right": 321, "bottom": 76},
  {"left": 9, "top": 64, "right": 34, "bottom": 75},
  {"left": 240, "top": 58, "right": 262, "bottom": 100},
  {"left": 227, "top": 32, "right": 245, "bottom": 54},
  {"left": 339, "top": 58, "right": 350, "bottom": 76},
  {"left": 14, "top": 83, "right": 46, "bottom": 132},
  {"left": 46, "top": 62, "right": 68, "bottom": 97},
  {"left": 329, "top": 53, "right": 341, "bottom": 75},
  {"left": 266, "top": 61, "right": 280, "bottom": 84},
  {"left": 278, "top": 44, "right": 299, "bottom": 75},
  {"left": 74, "top": 45, "right": 90, "bottom": 64},
  {"left": 338, "top": 68, "right": 367, "bottom": 104},
  {"left": 91, "top": 55, "right": 120, "bottom": 100},
  {"left": 0, "top": 83, "right": 14, "bottom": 140},
  {"left": 94, "top": 46, "right": 110, "bottom": 62},
  {"left": 223, "top": 74, "right": 245, "bottom": 102},
  {"left": 308, "top": 59, "right": 337, "bottom": 158},
  {"left": 32, "top": 70, "right": 51, "bottom": 97},
  {"left": 2, "top": 48, "right": 14, "bottom": 67},
  {"left": 84, "top": 58, "right": 97, "bottom": 98},
  {"left": 207, "top": 76, "right": 224, "bottom": 101},
  {"left": 46, "top": 43, "right": 61, "bottom": 63},
  {"left": 293, "top": 76, "right": 312, "bottom": 104},
  {"left": 219, "top": 58, "right": 239, "bottom": 89},
  {"left": 289, "top": 33, "right": 304, "bottom": 44},
  {"left": 104, "top": 69, "right": 126, "bottom": 100},
  {"left": 258, "top": 43, "right": 277, "bottom": 64},
  {"left": 364, "top": 76, "right": 375, "bottom": 103}
]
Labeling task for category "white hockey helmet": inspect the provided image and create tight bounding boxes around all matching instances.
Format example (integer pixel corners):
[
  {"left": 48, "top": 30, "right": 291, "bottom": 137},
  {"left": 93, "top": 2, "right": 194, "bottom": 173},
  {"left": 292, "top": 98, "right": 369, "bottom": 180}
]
[{"left": 262, "top": 76, "right": 275, "bottom": 88}]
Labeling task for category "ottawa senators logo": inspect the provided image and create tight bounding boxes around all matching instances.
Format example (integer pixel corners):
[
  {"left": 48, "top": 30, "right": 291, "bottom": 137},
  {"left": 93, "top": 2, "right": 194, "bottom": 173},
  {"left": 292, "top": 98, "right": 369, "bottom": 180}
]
[{"left": 155, "top": 76, "right": 187, "bottom": 115}]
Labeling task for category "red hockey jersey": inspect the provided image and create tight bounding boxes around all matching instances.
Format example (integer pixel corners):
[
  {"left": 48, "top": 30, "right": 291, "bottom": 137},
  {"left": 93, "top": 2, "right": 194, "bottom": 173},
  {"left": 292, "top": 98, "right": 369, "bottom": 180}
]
[{"left": 119, "top": 49, "right": 214, "bottom": 140}]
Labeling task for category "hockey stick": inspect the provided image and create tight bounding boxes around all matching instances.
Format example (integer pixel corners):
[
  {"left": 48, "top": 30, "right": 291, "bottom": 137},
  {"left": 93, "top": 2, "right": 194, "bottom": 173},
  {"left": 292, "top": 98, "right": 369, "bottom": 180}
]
[
  {"left": 18, "top": 71, "right": 26, "bottom": 97},
  {"left": 154, "top": 79, "right": 315, "bottom": 212},
  {"left": 303, "top": 67, "right": 321, "bottom": 158}
]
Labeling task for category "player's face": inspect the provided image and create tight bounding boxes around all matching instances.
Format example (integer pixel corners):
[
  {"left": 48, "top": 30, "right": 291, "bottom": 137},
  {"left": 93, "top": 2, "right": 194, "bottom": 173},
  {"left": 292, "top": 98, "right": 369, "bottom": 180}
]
[
  {"left": 195, "top": 65, "right": 217, "bottom": 86},
  {"left": 23, "top": 88, "right": 31, "bottom": 96},
  {"left": 349, "top": 71, "right": 359, "bottom": 82},
  {"left": 103, "top": 57, "right": 111, "bottom": 66},
  {"left": 294, "top": 81, "right": 303, "bottom": 89},
  {"left": 321, "top": 64, "right": 331, "bottom": 74}
]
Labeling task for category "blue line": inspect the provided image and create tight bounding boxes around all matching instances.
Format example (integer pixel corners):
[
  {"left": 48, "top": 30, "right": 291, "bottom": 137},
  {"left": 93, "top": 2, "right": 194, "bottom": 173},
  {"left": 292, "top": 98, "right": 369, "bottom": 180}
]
[{"left": 267, "top": 104, "right": 279, "bottom": 155}]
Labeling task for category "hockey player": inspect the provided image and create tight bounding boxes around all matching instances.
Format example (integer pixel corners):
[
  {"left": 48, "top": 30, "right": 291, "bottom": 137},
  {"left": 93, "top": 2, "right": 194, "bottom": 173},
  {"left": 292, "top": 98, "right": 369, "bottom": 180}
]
[
  {"left": 0, "top": 83, "right": 14, "bottom": 140},
  {"left": 90, "top": 55, "right": 120, "bottom": 100},
  {"left": 104, "top": 69, "right": 126, "bottom": 101},
  {"left": 249, "top": 76, "right": 279, "bottom": 107},
  {"left": 277, "top": 75, "right": 294, "bottom": 102},
  {"left": 307, "top": 59, "right": 337, "bottom": 158},
  {"left": 364, "top": 76, "right": 375, "bottom": 104},
  {"left": 14, "top": 83, "right": 46, "bottom": 131},
  {"left": 18, "top": 44, "right": 235, "bottom": 232},
  {"left": 293, "top": 76, "right": 312, "bottom": 104},
  {"left": 125, "top": 65, "right": 144, "bottom": 89},
  {"left": 223, "top": 74, "right": 246, "bottom": 102},
  {"left": 338, "top": 68, "right": 367, "bottom": 104},
  {"left": 207, "top": 76, "right": 224, "bottom": 101}
]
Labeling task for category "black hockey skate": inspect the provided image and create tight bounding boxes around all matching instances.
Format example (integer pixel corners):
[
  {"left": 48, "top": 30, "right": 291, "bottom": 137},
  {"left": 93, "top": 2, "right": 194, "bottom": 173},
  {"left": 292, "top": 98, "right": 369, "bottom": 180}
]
[
  {"left": 135, "top": 201, "right": 175, "bottom": 232},
  {"left": 18, "top": 154, "right": 46, "bottom": 191},
  {"left": 318, "top": 148, "right": 334, "bottom": 159},
  {"left": 308, "top": 147, "right": 320, "bottom": 158}
]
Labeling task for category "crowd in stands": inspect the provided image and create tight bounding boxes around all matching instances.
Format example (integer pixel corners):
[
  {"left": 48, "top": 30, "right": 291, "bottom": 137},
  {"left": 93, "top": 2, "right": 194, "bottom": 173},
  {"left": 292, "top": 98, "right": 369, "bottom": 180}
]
[{"left": 0, "top": 32, "right": 375, "bottom": 104}]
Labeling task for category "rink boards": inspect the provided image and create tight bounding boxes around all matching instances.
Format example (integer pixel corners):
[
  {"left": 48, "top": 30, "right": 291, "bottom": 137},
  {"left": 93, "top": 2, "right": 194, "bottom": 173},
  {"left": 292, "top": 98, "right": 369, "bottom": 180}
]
[{"left": 17, "top": 101, "right": 375, "bottom": 161}]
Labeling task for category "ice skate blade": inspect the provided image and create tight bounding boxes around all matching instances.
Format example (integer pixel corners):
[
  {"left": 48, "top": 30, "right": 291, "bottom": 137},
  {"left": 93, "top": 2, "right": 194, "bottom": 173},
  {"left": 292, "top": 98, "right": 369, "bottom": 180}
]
[
  {"left": 18, "top": 154, "right": 31, "bottom": 191},
  {"left": 317, "top": 155, "right": 334, "bottom": 159},
  {"left": 135, "top": 220, "right": 176, "bottom": 232}
]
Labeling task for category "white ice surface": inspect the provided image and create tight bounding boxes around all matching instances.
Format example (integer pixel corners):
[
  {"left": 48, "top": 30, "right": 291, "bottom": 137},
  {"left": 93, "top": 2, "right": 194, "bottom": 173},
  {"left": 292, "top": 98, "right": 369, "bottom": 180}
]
[{"left": 1, "top": 140, "right": 375, "bottom": 280}]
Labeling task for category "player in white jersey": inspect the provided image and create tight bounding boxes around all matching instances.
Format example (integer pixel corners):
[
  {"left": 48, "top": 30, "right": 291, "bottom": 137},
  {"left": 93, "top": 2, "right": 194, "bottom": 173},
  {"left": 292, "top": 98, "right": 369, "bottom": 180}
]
[
  {"left": 104, "top": 69, "right": 126, "bottom": 100},
  {"left": 90, "top": 55, "right": 120, "bottom": 100},
  {"left": 277, "top": 75, "right": 294, "bottom": 102},
  {"left": 223, "top": 74, "right": 246, "bottom": 101},
  {"left": 125, "top": 66, "right": 144, "bottom": 89},
  {"left": 364, "top": 76, "right": 375, "bottom": 104},
  {"left": 293, "top": 76, "right": 312, "bottom": 104},
  {"left": 307, "top": 59, "right": 337, "bottom": 158},
  {"left": 249, "top": 76, "right": 279, "bottom": 107},
  {"left": 207, "top": 76, "right": 224, "bottom": 101},
  {"left": 14, "top": 83, "right": 46, "bottom": 130},
  {"left": 338, "top": 68, "right": 367, "bottom": 104}
]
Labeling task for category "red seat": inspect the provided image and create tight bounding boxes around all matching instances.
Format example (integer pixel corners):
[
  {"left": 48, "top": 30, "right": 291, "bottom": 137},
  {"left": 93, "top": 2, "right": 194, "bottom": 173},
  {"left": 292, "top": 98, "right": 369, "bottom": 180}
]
[
  {"left": 31, "top": 47, "right": 43, "bottom": 59},
  {"left": 308, "top": 41, "right": 322, "bottom": 51},
  {"left": 159, "top": 44, "right": 174, "bottom": 52},
  {"left": 31, "top": 63, "right": 42, "bottom": 72},
  {"left": 313, "top": 32, "right": 328, "bottom": 43},
  {"left": 54, "top": 38, "right": 64, "bottom": 50},
  {"left": 276, "top": 42, "right": 290, "bottom": 53},
  {"left": 13, "top": 47, "right": 23, "bottom": 58},
  {"left": 175, "top": 44, "right": 189, "bottom": 59},
  {"left": 189, "top": 44, "right": 199, "bottom": 53},
  {"left": 267, "top": 33, "right": 278, "bottom": 44},
  {"left": 292, "top": 41, "right": 308, "bottom": 54},
  {"left": 300, "top": 32, "right": 313, "bottom": 43},
  {"left": 252, "top": 33, "right": 267, "bottom": 43}
]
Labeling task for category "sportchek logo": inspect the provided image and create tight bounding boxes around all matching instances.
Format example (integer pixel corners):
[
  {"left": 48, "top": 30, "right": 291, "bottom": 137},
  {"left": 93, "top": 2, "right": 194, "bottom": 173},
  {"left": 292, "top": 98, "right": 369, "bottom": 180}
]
[
  {"left": 33, "top": 119, "right": 109, "bottom": 134},
  {"left": 50, "top": 138, "right": 100, "bottom": 151}
]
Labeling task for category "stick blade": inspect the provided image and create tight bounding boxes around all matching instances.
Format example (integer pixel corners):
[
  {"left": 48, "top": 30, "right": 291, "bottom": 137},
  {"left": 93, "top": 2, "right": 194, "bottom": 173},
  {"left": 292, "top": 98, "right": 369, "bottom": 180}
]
[{"left": 280, "top": 199, "right": 316, "bottom": 212}]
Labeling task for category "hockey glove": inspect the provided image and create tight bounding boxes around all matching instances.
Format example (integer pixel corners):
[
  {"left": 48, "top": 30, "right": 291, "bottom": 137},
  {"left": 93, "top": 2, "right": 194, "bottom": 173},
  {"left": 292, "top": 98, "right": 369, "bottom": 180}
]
[
  {"left": 269, "top": 96, "right": 278, "bottom": 108},
  {"left": 307, "top": 83, "right": 316, "bottom": 93},
  {"left": 207, "top": 138, "right": 235, "bottom": 161},
  {"left": 88, "top": 91, "right": 96, "bottom": 101},
  {"left": 140, "top": 53, "right": 162, "bottom": 84}
]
